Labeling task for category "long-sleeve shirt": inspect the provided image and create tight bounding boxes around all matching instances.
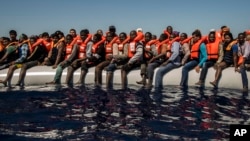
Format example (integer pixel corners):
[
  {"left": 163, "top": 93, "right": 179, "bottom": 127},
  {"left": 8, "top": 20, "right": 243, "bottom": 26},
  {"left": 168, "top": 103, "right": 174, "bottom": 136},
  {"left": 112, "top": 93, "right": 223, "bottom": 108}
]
[
  {"left": 15, "top": 43, "right": 29, "bottom": 63},
  {"left": 168, "top": 41, "right": 181, "bottom": 66},
  {"left": 67, "top": 44, "right": 79, "bottom": 63},
  {"left": 86, "top": 41, "right": 93, "bottom": 58},
  {"left": 113, "top": 43, "right": 129, "bottom": 61},
  {"left": 128, "top": 42, "right": 143, "bottom": 64},
  {"left": 198, "top": 43, "right": 208, "bottom": 67}
]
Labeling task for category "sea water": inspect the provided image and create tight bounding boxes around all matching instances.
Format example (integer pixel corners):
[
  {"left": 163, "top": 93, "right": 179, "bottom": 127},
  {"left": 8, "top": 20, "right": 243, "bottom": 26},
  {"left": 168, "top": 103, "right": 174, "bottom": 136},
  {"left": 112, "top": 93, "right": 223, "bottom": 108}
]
[{"left": 0, "top": 84, "right": 249, "bottom": 140}]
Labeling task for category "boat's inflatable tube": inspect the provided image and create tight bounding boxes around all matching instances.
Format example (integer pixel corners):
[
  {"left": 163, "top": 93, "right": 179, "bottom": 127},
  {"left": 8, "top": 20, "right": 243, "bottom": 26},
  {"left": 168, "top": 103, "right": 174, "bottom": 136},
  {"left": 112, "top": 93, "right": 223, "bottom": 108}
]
[{"left": 0, "top": 66, "right": 248, "bottom": 90}]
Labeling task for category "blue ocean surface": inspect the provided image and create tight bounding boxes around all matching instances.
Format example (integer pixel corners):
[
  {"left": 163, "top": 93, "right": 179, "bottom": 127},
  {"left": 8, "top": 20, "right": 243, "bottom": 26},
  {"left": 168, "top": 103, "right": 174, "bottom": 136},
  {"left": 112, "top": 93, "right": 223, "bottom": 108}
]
[{"left": 0, "top": 84, "right": 249, "bottom": 141}]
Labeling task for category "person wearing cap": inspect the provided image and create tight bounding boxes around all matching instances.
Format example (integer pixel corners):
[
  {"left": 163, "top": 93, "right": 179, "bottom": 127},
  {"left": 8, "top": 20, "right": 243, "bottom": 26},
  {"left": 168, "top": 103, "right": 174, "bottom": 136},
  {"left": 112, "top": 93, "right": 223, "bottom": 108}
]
[
  {"left": 195, "top": 29, "right": 223, "bottom": 86},
  {"left": 0, "top": 34, "right": 29, "bottom": 87},
  {"left": 235, "top": 32, "right": 250, "bottom": 92}
]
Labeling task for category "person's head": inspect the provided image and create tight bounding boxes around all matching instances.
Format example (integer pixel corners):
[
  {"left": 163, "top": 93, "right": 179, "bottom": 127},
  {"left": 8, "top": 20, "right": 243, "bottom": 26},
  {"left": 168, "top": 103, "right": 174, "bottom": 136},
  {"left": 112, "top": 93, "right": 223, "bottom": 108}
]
[
  {"left": 159, "top": 33, "right": 168, "bottom": 42},
  {"left": 55, "top": 30, "right": 64, "bottom": 39},
  {"left": 166, "top": 26, "right": 173, "bottom": 34},
  {"left": 69, "top": 28, "right": 77, "bottom": 37},
  {"left": 129, "top": 30, "right": 137, "bottom": 41},
  {"left": 223, "top": 32, "right": 234, "bottom": 43},
  {"left": 180, "top": 33, "right": 188, "bottom": 41},
  {"left": 136, "top": 28, "right": 143, "bottom": 33},
  {"left": 2, "top": 37, "right": 10, "bottom": 47},
  {"left": 144, "top": 32, "right": 152, "bottom": 42},
  {"left": 119, "top": 32, "right": 127, "bottom": 42},
  {"left": 19, "top": 34, "right": 28, "bottom": 42},
  {"left": 106, "top": 32, "right": 113, "bottom": 42},
  {"left": 152, "top": 35, "right": 157, "bottom": 40},
  {"left": 42, "top": 32, "right": 50, "bottom": 41},
  {"left": 9, "top": 30, "right": 17, "bottom": 40},
  {"left": 208, "top": 31, "right": 216, "bottom": 43},
  {"left": 192, "top": 29, "right": 202, "bottom": 43},
  {"left": 65, "top": 34, "right": 73, "bottom": 44},
  {"left": 93, "top": 33, "right": 102, "bottom": 43},
  {"left": 80, "top": 29, "right": 89, "bottom": 41},
  {"left": 221, "top": 25, "right": 230, "bottom": 35},
  {"left": 29, "top": 35, "right": 38, "bottom": 45},
  {"left": 237, "top": 33, "right": 245, "bottom": 45},
  {"left": 51, "top": 33, "right": 59, "bottom": 43},
  {"left": 96, "top": 29, "right": 103, "bottom": 36},
  {"left": 169, "top": 33, "right": 176, "bottom": 41},
  {"left": 109, "top": 25, "right": 116, "bottom": 33}
]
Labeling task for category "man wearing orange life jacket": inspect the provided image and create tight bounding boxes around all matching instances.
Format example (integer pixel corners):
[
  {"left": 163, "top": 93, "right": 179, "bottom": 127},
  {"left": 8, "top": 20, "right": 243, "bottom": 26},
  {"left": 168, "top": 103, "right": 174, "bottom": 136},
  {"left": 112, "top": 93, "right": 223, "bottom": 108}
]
[
  {"left": 15, "top": 35, "right": 48, "bottom": 88},
  {"left": 144, "top": 33, "right": 169, "bottom": 89},
  {"left": 0, "top": 34, "right": 30, "bottom": 87},
  {"left": 163, "top": 26, "right": 173, "bottom": 39},
  {"left": 195, "top": 29, "right": 223, "bottom": 86},
  {"left": 235, "top": 32, "right": 250, "bottom": 92},
  {"left": 121, "top": 30, "right": 144, "bottom": 90},
  {"left": 178, "top": 29, "right": 207, "bottom": 89},
  {"left": 31, "top": 32, "right": 52, "bottom": 53},
  {"left": 153, "top": 33, "right": 182, "bottom": 100},
  {"left": 136, "top": 32, "right": 157, "bottom": 85},
  {"left": 105, "top": 32, "right": 129, "bottom": 89},
  {"left": 42, "top": 33, "right": 65, "bottom": 69},
  {"left": 76, "top": 33, "right": 105, "bottom": 85},
  {"left": 210, "top": 32, "right": 238, "bottom": 88},
  {"left": 94, "top": 32, "right": 118, "bottom": 87},
  {"left": 46, "top": 34, "right": 81, "bottom": 85},
  {"left": 0, "top": 37, "right": 12, "bottom": 65},
  {"left": 64, "top": 29, "right": 92, "bottom": 86}
]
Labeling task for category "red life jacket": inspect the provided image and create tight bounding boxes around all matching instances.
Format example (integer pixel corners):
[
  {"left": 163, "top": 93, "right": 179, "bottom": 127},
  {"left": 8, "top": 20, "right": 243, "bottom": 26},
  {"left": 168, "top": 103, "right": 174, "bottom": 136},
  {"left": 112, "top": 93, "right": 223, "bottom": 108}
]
[
  {"left": 163, "top": 30, "right": 171, "bottom": 38},
  {"left": 155, "top": 39, "right": 169, "bottom": 54},
  {"left": 105, "top": 36, "right": 118, "bottom": 59},
  {"left": 78, "top": 35, "right": 92, "bottom": 59},
  {"left": 190, "top": 37, "right": 206, "bottom": 60},
  {"left": 144, "top": 39, "right": 158, "bottom": 59},
  {"left": 206, "top": 36, "right": 220, "bottom": 60},
  {"left": 166, "top": 37, "right": 180, "bottom": 58},
  {"left": 65, "top": 43, "right": 73, "bottom": 59},
  {"left": 117, "top": 37, "right": 130, "bottom": 51}
]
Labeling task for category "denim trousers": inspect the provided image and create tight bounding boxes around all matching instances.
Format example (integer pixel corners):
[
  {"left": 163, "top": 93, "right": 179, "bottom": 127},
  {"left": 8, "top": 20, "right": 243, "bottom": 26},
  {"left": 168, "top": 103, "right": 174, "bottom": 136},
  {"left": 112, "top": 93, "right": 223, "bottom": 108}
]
[
  {"left": 240, "top": 66, "right": 248, "bottom": 88},
  {"left": 180, "top": 60, "right": 199, "bottom": 86},
  {"left": 155, "top": 62, "right": 179, "bottom": 89},
  {"left": 199, "top": 60, "right": 216, "bottom": 81}
]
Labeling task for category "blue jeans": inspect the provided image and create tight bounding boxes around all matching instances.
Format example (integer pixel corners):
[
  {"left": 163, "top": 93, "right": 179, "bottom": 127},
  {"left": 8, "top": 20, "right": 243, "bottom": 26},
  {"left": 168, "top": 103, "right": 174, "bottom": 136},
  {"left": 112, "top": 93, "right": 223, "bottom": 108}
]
[
  {"left": 180, "top": 60, "right": 199, "bottom": 87},
  {"left": 240, "top": 66, "right": 248, "bottom": 88},
  {"left": 155, "top": 62, "right": 179, "bottom": 89}
]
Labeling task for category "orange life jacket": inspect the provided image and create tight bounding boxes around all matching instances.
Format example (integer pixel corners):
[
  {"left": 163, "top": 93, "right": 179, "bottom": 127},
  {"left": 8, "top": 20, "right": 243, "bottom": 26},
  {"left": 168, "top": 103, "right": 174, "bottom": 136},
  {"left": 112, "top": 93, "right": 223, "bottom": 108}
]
[
  {"left": 180, "top": 37, "right": 192, "bottom": 45},
  {"left": 190, "top": 37, "right": 205, "bottom": 60},
  {"left": 163, "top": 30, "right": 171, "bottom": 38},
  {"left": 206, "top": 37, "right": 220, "bottom": 60},
  {"left": 155, "top": 39, "right": 169, "bottom": 55},
  {"left": 144, "top": 39, "right": 158, "bottom": 59},
  {"left": 117, "top": 37, "right": 130, "bottom": 51},
  {"left": 134, "top": 32, "right": 144, "bottom": 42},
  {"left": 105, "top": 36, "right": 118, "bottom": 59},
  {"left": 92, "top": 39, "right": 105, "bottom": 54},
  {"left": 165, "top": 37, "right": 180, "bottom": 58},
  {"left": 78, "top": 35, "right": 92, "bottom": 59},
  {"left": 65, "top": 43, "right": 73, "bottom": 59}
]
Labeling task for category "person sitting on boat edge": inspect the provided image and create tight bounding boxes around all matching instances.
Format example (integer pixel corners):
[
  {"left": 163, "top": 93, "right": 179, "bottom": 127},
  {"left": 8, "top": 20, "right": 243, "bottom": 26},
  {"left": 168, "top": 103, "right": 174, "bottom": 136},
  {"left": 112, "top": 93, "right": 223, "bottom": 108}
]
[{"left": 0, "top": 34, "right": 29, "bottom": 87}]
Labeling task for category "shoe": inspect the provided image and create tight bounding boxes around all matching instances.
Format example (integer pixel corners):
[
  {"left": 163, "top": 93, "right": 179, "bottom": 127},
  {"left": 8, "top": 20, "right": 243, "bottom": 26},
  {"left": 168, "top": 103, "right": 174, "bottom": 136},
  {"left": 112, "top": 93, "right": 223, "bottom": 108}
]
[
  {"left": 136, "top": 80, "right": 146, "bottom": 85},
  {"left": 209, "top": 82, "right": 217, "bottom": 87},
  {"left": 242, "top": 87, "right": 248, "bottom": 93},
  {"left": 0, "top": 80, "right": 7, "bottom": 87},
  {"left": 195, "top": 81, "right": 204, "bottom": 86}
]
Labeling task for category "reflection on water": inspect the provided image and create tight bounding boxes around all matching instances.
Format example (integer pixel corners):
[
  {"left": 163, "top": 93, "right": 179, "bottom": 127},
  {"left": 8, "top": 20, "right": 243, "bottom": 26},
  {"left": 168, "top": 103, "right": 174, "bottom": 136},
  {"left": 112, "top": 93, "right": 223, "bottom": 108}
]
[{"left": 0, "top": 85, "right": 249, "bottom": 140}]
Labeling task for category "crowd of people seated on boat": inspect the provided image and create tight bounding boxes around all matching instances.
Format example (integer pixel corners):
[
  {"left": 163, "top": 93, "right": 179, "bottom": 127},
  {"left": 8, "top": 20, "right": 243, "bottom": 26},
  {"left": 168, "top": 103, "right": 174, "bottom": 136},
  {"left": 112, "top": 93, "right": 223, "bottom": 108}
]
[{"left": 0, "top": 25, "right": 250, "bottom": 93}]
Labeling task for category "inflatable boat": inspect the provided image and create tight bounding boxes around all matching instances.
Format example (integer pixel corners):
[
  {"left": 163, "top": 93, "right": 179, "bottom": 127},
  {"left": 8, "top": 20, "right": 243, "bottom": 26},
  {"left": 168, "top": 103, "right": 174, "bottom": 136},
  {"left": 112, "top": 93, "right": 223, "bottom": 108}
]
[{"left": 0, "top": 66, "right": 248, "bottom": 90}]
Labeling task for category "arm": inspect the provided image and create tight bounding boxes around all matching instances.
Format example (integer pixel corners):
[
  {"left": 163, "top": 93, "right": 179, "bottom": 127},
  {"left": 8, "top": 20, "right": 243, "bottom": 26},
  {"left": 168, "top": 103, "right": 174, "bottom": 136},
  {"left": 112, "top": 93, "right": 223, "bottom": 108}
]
[
  {"left": 86, "top": 41, "right": 93, "bottom": 58},
  {"left": 181, "top": 43, "right": 190, "bottom": 65},
  {"left": 15, "top": 44, "right": 29, "bottom": 63},
  {"left": 113, "top": 43, "right": 129, "bottom": 60},
  {"left": 66, "top": 44, "right": 79, "bottom": 63},
  {"left": 232, "top": 44, "right": 238, "bottom": 71},
  {"left": 216, "top": 42, "right": 224, "bottom": 63},
  {"left": 168, "top": 42, "right": 180, "bottom": 61},
  {"left": 53, "top": 42, "right": 65, "bottom": 67},
  {"left": 128, "top": 44, "right": 143, "bottom": 64},
  {"left": 198, "top": 43, "right": 208, "bottom": 67}
]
